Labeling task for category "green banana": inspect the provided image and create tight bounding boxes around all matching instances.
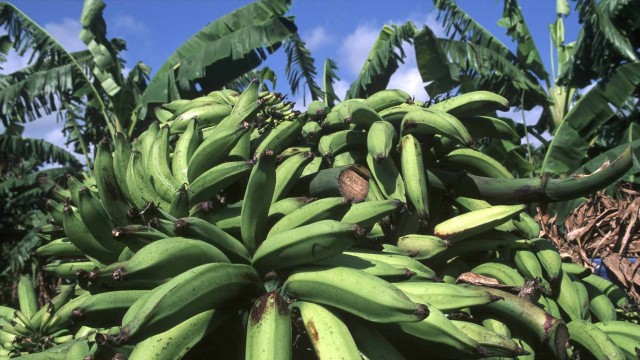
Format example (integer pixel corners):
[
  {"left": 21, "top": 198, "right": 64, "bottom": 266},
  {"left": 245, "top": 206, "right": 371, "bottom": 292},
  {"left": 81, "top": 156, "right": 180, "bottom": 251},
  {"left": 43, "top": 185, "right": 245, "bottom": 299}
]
[
  {"left": 113, "top": 132, "right": 134, "bottom": 205},
  {"left": 245, "top": 292, "right": 292, "bottom": 360},
  {"left": 187, "top": 121, "right": 251, "bottom": 182},
  {"left": 94, "top": 139, "right": 131, "bottom": 225},
  {"left": 459, "top": 115, "right": 521, "bottom": 144},
  {"left": 396, "top": 234, "right": 450, "bottom": 260},
  {"left": 216, "top": 80, "right": 260, "bottom": 130},
  {"left": 252, "top": 220, "right": 364, "bottom": 271},
  {"left": 341, "top": 199, "right": 405, "bottom": 228},
  {"left": 313, "top": 253, "right": 418, "bottom": 280},
  {"left": 188, "top": 160, "right": 253, "bottom": 206},
  {"left": 284, "top": 265, "right": 429, "bottom": 323},
  {"left": 364, "top": 88, "right": 412, "bottom": 112},
  {"left": 70, "top": 290, "right": 148, "bottom": 328},
  {"left": 451, "top": 320, "right": 529, "bottom": 357},
  {"left": 36, "top": 238, "right": 83, "bottom": 258},
  {"left": 530, "top": 237, "right": 563, "bottom": 282},
  {"left": 317, "top": 129, "right": 368, "bottom": 158},
  {"left": 88, "top": 237, "right": 230, "bottom": 288},
  {"left": 398, "top": 306, "right": 488, "bottom": 357},
  {"left": 128, "top": 309, "right": 231, "bottom": 360},
  {"left": 400, "top": 134, "right": 430, "bottom": 225},
  {"left": 581, "top": 273, "right": 630, "bottom": 308},
  {"left": 119, "top": 263, "right": 263, "bottom": 342},
  {"left": 429, "top": 90, "right": 510, "bottom": 117},
  {"left": 267, "top": 196, "right": 351, "bottom": 237},
  {"left": 401, "top": 108, "right": 472, "bottom": 146},
  {"left": 433, "top": 205, "right": 526, "bottom": 243},
  {"left": 367, "top": 120, "right": 397, "bottom": 163},
  {"left": 42, "top": 261, "right": 96, "bottom": 280},
  {"left": 169, "top": 103, "right": 232, "bottom": 132},
  {"left": 173, "top": 216, "right": 251, "bottom": 264},
  {"left": 394, "top": 282, "right": 503, "bottom": 312},
  {"left": 253, "top": 118, "right": 304, "bottom": 158},
  {"left": 272, "top": 152, "right": 314, "bottom": 203},
  {"left": 293, "top": 301, "right": 360, "bottom": 360},
  {"left": 171, "top": 118, "right": 200, "bottom": 185},
  {"left": 301, "top": 120, "right": 322, "bottom": 145},
  {"left": 567, "top": 320, "right": 625, "bottom": 360},
  {"left": 584, "top": 281, "right": 617, "bottom": 322},
  {"left": 241, "top": 149, "right": 277, "bottom": 254},
  {"left": 306, "top": 100, "right": 330, "bottom": 121},
  {"left": 471, "top": 262, "right": 526, "bottom": 287},
  {"left": 17, "top": 276, "right": 38, "bottom": 321},
  {"left": 345, "top": 249, "right": 438, "bottom": 280},
  {"left": 126, "top": 150, "right": 167, "bottom": 209},
  {"left": 77, "top": 186, "right": 126, "bottom": 256},
  {"left": 366, "top": 153, "right": 406, "bottom": 202},
  {"left": 477, "top": 287, "right": 569, "bottom": 360},
  {"left": 63, "top": 202, "right": 118, "bottom": 264},
  {"left": 444, "top": 148, "right": 514, "bottom": 179}
]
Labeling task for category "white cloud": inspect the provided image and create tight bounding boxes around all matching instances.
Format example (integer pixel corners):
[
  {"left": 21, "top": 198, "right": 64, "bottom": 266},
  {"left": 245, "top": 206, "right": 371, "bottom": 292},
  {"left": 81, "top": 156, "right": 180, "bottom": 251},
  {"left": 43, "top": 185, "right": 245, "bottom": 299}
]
[
  {"left": 388, "top": 66, "right": 427, "bottom": 100},
  {"left": 304, "top": 26, "right": 333, "bottom": 51},
  {"left": 44, "top": 18, "right": 85, "bottom": 52},
  {"left": 113, "top": 14, "right": 148, "bottom": 35},
  {"left": 339, "top": 24, "right": 379, "bottom": 75},
  {"left": 422, "top": 11, "right": 446, "bottom": 38},
  {"left": 0, "top": 49, "right": 29, "bottom": 74},
  {"left": 333, "top": 80, "right": 350, "bottom": 101},
  {"left": 21, "top": 113, "right": 88, "bottom": 165}
]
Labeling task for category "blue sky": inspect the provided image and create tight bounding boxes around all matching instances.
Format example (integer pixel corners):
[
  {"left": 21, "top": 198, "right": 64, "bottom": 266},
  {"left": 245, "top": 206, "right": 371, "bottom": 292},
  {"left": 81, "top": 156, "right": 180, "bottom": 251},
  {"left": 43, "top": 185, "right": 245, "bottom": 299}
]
[{"left": 3, "top": 0, "right": 582, "bottom": 159}]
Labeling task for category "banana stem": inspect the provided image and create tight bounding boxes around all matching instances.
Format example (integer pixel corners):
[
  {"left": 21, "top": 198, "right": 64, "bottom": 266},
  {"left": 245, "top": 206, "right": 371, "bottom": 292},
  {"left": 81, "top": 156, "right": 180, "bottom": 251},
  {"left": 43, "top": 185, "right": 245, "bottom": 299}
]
[
  {"left": 477, "top": 287, "right": 569, "bottom": 360},
  {"left": 520, "top": 90, "right": 533, "bottom": 171},
  {"left": 426, "top": 147, "right": 632, "bottom": 204}
]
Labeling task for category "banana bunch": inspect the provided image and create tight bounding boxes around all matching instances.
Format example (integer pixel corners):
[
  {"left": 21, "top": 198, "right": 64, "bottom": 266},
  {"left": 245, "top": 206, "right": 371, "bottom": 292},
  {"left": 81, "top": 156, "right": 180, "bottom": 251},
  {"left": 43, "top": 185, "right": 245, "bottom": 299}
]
[
  {"left": 0, "top": 276, "right": 76, "bottom": 357},
  {"left": 23, "top": 84, "right": 638, "bottom": 360}
]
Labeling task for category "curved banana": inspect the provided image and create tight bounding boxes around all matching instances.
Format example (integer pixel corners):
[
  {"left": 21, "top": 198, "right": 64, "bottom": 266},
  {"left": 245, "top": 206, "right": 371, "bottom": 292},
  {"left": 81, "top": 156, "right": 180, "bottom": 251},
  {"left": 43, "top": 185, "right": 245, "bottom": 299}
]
[
  {"left": 292, "top": 301, "right": 360, "bottom": 360},
  {"left": 429, "top": 91, "right": 509, "bottom": 117},
  {"left": 567, "top": 320, "right": 625, "bottom": 360},
  {"left": 283, "top": 266, "right": 429, "bottom": 323},
  {"left": 245, "top": 292, "right": 292, "bottom": 360},
  {"left": 119, "top": 263, "right": 263, "bottom": 342},
  {"left": 400, "top": 134, "right": 430, "bottom": 225},
  {"left": 367, "top": 120, "right": 397, "bottom": 163},
  {"left": 241, "top": 149, "right": 277, "bottom": 254},
  {"left": 252, "top": 220, "right": 364, "bottom": 271}
]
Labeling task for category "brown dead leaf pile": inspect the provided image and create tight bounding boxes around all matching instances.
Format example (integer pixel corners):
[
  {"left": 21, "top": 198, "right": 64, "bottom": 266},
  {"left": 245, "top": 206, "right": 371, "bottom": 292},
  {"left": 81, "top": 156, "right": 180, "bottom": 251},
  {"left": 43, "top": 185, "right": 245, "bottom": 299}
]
[{"left": 537, "top": 181, "right": 640, "bottom": 305}]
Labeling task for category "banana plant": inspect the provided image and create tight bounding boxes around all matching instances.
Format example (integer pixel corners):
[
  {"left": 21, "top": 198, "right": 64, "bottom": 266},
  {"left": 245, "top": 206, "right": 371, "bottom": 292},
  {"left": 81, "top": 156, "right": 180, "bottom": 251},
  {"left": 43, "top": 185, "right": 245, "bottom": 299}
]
[{"left": 417, "top": 0, "right": 640, "bottom": 178}]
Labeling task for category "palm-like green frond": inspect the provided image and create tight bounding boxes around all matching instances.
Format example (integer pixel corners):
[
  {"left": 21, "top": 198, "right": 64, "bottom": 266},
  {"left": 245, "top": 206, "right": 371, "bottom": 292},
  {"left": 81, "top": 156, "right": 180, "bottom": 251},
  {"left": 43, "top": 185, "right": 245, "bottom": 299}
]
[
  {"left": 284, "top": 32, "right": 322, "bottom": 104},
  {"left": 0, "top": 135, "right": 82, "bottom": 168},
  {"left": 414, "top": 26, "right": 460, "bottom": 96},
  {"left": 79, "top": 0, "right": 124, "bottom": 98},
  {"left": 434, "top": 0, "right": 517, "bottom": 64},
  {"left": 558, "top": 0, "right": 639, "bottom": 87},
  {"left": 138, "top": 0, "right": 296, "bottom": 117},
  {"left": 437, "top": 38, "right": 549, "bottom": 109},
  {"left": 499, "top": 0, "right": 549, "bottom": 84},
  {"left": 224, "top": 67, "right": 277, "bottom": 93},
  {"left": 346, "top": 22, "right": 416, "bottom": 99},
  {"left": 0, "top": 50, "right": 94, "bottom": 124},
  {"left": 323, "top": 58, "right": 340, "bottom": 107},
  {"left": 542, "top": 62, "right": 640, "bottom": 175}
]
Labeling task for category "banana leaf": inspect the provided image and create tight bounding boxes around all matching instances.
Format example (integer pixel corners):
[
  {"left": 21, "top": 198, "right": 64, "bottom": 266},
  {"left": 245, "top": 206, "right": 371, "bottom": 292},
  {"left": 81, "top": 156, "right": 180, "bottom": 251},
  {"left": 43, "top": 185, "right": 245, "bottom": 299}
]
[
  {"left": 498, "top": 0, "right": 549, "bottom": 83},
  {"left": 0, "top": 135, "right": 82, "bottom": 167},
  {"left": 558, "top": 0, "right": 639, "bottom": 87},
  {"left": 346, "top": 22, "right": 416, "bottom": 99},
  {"left": 284, "top": 32, "right": 322, "bottom": 103},
  {"left": 414, "top": 26, "right": 459, "bottom": 96},
  {"left": 138, "top": 0, "right": 296, "bottom": 117},
  {"left": 323, "top": 58, "right": 340, "bottom": 107},
  {"left": 542, "top": 62, "right": 640, "bottom": 176}
]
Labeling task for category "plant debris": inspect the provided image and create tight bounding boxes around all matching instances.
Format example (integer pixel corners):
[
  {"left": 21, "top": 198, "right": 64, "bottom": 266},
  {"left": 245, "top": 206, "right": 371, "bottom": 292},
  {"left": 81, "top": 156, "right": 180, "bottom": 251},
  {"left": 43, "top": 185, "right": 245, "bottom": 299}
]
[{"left": 538, "top": 181, "right": 640, "bottom": 305}]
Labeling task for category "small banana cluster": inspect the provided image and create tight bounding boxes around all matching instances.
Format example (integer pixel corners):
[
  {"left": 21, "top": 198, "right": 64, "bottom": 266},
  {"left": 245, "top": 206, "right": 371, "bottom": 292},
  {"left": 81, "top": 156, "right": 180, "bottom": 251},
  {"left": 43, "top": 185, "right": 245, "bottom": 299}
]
[{"left": 14, "top": 84, "right": 638, "bottom": 359}]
